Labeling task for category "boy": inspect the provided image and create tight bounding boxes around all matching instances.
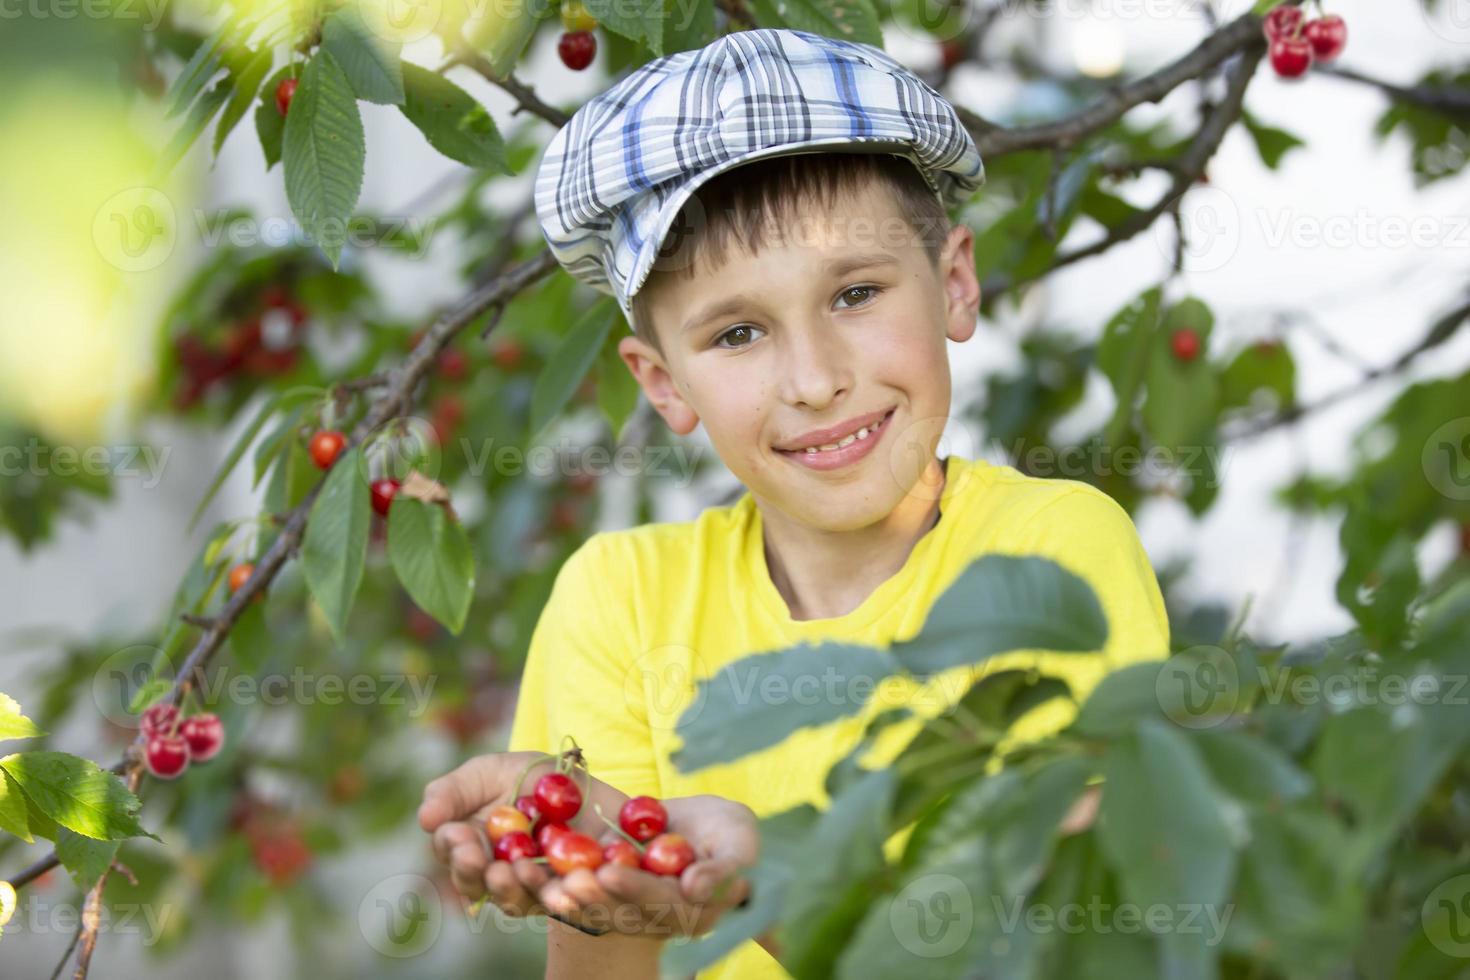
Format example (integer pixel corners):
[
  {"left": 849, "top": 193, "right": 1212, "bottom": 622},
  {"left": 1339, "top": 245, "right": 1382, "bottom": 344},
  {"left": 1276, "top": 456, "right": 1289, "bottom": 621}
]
[{"left": 418, "top": 27, "right": 1169, "bottom": 979}]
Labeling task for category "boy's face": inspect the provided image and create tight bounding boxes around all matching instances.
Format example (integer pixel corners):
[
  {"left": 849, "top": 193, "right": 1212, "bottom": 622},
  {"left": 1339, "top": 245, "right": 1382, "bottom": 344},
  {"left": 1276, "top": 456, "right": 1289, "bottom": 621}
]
[{"left": 618, "top": 176, "right": 981, "bottom": 532}]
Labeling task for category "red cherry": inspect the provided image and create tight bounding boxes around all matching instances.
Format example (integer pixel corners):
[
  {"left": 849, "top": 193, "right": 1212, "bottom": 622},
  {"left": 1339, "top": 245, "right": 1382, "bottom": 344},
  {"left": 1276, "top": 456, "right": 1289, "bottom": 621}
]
[
  {"left": 438, "top": 348, "right": 468, "bottom": 381},
  {"left": 1269, "top": 37, "right": 1313, "bottom": 79},
  {"left": 549, "top": 500, "right": 580, "bottom": 532},
  {"left": 641, "top": 833, "right": 695, "bottom": 877},
  {"left": 535, "top": 821, "right": 570, "bottom": 852},
  {"left": 545, "top": 831, "right": 603, "bottom": 875},
  {"left": 250, "top": 825, "right": 312, "bottom": 885},
  {"left": 493, "top": 831, "right": 540, "bottom": 862},
  {"left": 275, "top": 77, "right": 298, "bottom": 117},
  {"left": 180, "top": 713, "right": 224, "bottom": 762},
  {"left": 938, "top": 37, "right": 966, "bottom": 71},
  {"left": 567, "top": 471, "right": 597, "bottom": 496},
  {"left": 431, "top": 395, "right": 465, "bottom": 445},
  {"left": 140, "top": 702, "right": 179, "bottom": 738},
  {"left": 485, "top": 805, "right": 532, "bottom": 842},
  {"left": 558, "top": 30, "right": 596, "bottom": 71},
  {"left": 1303, "top": 15, "right": 1346, "bottom": 63},
  {"left": 533, "top": 773, "right": 583, "bottom": 823},
  {"left": 1459, "top": 522, "right": 1470, "bottom": 557},
  {"left": 308, "top": 431, "right": 346, "bottom": 470},
  {"left": 228, "top": 563, "right": 255, "bottom": 595},
  {"left": 618, "top": 796, "right": 668, "bottom": 843},
  {"left": 1262, "top": 6, "right": 1304, "bottom": 41},
  {"left": 514, "top": 795, "right": 541, "bottom": 825},
  {"left": 490, "top": 339, "right": 525, "bottom": 371},
  {"left": 1170, "top": 328, "right": 1202, "bottom": 363},
  {"left": 604, "top": 839, "right": 641, "bottom": 868},
  {"left": 370, "top": 478, "right": 401, "bottom": 517},
  {"left": 145, "top": 734, "right": 190, "bottom": 779}
]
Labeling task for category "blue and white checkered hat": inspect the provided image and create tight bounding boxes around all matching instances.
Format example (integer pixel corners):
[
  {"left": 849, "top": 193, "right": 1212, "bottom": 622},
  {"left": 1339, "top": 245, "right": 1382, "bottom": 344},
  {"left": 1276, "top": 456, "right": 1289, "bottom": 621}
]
[{"left": 533, "top": 27, "right": 986, "bottom": 327}]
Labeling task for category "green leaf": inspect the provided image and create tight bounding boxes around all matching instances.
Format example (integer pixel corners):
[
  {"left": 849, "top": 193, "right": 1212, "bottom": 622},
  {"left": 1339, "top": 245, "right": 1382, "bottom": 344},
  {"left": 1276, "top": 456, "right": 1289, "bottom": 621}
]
[
  {"left": 322, "top": 4, "right": 404, "bottom": 105},
  {"left": 157, "top": 77, "right": 232, "bottom": 176},
  {"left": 252, "top": 404, "right": 307, "bottom": 487},
  {"left": 1191, "top": 729, "right": 1311, "bottom": 806},
  {"left": 0, "top": 769, "right": 32, "bottom": 842},
  {"left": 231, "top": 601, "right": 271, "bottom": 673},
  {"left": 672, "top": 643, "right": 899, "bottom": 773},
  {"left": 1071, "top": 660, "right": 1166, "bottom": 737},
  {"left": 1143, "top": 297, "right": 1219, "bottom": 452},
  {"left": 0, "top": 751, "right": 155, "bottom": 841},
  {"left": 1097, "top": 719, "right": 1239, "bottom": 978},
  {"left": 751, "top": 0, "right": 883, "bottom": 46},
  {"left": 778, "top": 768, "right": 897, "bottom": 979},
  {"left": 1221, "top": 340, "right": 1295, "bottom": 412},
  {"left": 56, "top": 828, "right": 122, "bottom": 891},
  {"left": 663, "top": 0, "right": 716, "bottom": 51},
  {"left": 586, "top": 0, "right": 667, "bottom": 54},
  {"left": 189, "top": 387, "right": 323, "bottom": 531},
  {"left": 254, "top": 65, "right": 293, "bottom": 169},
  {"left": 399, "top": 63, "right": 511, "bottom": 172},
  {"left": 1096, "top": 287, "right": 1162, "bottom": 444},
  {"left": 891, "top": 556, "right": 1108, "bottom": 676},
  {"left": 529, "top": 297, "right": 620, "bottom": 439},
  {"left": 165, "top": 20, "right": 231, "bottom": 118},
  {"left": 126, "top": 678, "right": 172, "bottom": 714},
  {"left": 283, "top": 51, "right": 365, "bottom": 268},
  {"left": 213, "top": 47, "right": 274, "bottom": 157},
  {"left": 595, "top": 328, "right": 640, "bottom": 440},
  {"left": 387, "top": 498, "right": 476, "bottom": 635},
  {"left": 301, "top": 447, "right": 371, "bottom": 646},
  {"left": 472, "top": 0, "right": 552, "bottom": 77},
  {"left": 1240, "top": 108, "right": 1306, "bottom": 170},
  {"left": 0, "top": 692, "right": 44, "bottom": 742}
]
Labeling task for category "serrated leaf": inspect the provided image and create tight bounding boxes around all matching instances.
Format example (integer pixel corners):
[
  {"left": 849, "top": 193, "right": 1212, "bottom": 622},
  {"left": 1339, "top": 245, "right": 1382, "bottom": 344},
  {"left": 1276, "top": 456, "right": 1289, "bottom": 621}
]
[
  {"left": 214, "top": 47, "right": 274, "bottom": 157},
  {"left": 283, "top": 51, "right": 365, "bottom": 268},
  {"left": 1143, "top": 297, "right": 1219, "bottom": 452},
  {"left": 0, "top": 692, "right": 44, "bottom": 742},
  {"left": 891, "top": 556, "right": 1108, "bottom": 676},
  {"left": 301, "top": 447, "right": 371, "bottom": 645},
  {"left": 56, "top": 828, "right": 122, "bottom": 891},
  {"left": 672, "top": 643, "right": 899, "bottom": 773},
  {"left": 0, "top": 769, "right": 32, "bottom": 842},
  {"left": 530, "top": 297, "right": 620, "bottom": 439},
  {"left": 0, "top": 752, "right": 155, "bottom": 841},
  {"left": 254, "top": 65, "right": 293, "bottom": 170},
  {"left": 322, "top": 4, "right": 404, "bottom": 105},
  {"left": 387, "top": 498, "right": 475, "bottom": 635},
  {"left": 399, "top": 63, "right": 510, "bottom": 172}
]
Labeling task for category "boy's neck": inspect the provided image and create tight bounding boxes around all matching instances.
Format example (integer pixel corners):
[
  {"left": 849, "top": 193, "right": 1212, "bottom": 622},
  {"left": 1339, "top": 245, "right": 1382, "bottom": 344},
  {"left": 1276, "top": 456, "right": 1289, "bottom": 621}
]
[{"left": 756, "top": 456, "right": 948, "bottom": 622}]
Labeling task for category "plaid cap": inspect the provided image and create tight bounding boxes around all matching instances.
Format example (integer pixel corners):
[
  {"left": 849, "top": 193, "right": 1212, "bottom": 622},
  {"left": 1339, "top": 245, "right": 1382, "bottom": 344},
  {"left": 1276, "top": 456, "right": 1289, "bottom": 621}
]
[{"left": 533, "top": 27, "right": 986, "bottom": 327}]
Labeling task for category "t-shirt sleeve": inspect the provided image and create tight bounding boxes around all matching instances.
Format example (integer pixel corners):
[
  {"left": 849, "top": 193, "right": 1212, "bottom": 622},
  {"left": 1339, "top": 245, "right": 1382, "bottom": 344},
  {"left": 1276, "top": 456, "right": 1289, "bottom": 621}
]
[
  {"left": 986, "top": 484, "right": 1171, "bottom": 745},
  {"left": 506, "top": 534, "right": 663, "bottom": 799}
]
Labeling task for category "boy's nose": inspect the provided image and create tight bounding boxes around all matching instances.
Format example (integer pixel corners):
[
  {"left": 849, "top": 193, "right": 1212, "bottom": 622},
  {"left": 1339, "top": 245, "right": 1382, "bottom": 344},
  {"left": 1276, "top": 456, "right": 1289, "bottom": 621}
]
[{"left": 777, "top": 323, "right": 856, "bottom": 410}]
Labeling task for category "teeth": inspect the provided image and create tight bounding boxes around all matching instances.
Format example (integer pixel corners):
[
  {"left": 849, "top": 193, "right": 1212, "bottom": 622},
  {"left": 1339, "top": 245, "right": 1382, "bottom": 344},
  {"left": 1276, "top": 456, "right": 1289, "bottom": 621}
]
[{"left": 798, "top": 421, "right": 878, "bottom": 454}]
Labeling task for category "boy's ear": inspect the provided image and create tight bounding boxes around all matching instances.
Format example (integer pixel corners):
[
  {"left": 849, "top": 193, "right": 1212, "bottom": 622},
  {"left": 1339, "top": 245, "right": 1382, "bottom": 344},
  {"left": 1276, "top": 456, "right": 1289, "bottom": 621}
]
[
  {"left": 617, "top": 334, "right": 700, "bottom": 436},
  {"left": 940, "top": 223, "right": 981, "bottom": 344}
]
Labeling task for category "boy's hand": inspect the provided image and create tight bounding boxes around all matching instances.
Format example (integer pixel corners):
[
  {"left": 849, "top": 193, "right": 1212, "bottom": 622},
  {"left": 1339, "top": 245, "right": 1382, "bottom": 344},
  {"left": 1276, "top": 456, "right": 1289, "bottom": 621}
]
[
  {"left": 418, "top": 752, "right": 629, "bottom": 902},
  {"left": 492, "top": 795, "right": 758, "bottom": 939}
]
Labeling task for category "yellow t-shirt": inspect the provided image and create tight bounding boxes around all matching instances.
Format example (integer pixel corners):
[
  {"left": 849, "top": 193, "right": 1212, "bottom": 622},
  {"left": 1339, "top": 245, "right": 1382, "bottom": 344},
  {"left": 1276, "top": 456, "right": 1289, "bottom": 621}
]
[{"left": 508, "top": 454, "right": 1170, "bottom": 979}]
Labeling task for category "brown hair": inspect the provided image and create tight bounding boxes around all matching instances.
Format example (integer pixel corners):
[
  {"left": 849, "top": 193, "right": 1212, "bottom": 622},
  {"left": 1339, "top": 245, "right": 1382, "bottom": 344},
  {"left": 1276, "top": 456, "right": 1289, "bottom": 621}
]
[{"left": 627, "top": 152, "right": 952, "bottom": 353}]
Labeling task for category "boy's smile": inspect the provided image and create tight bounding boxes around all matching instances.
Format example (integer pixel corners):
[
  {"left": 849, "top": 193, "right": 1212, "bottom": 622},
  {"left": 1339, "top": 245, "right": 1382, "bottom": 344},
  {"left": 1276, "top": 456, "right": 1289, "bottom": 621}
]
[{"left": 619, "top": 172, "right": 981, "bottom": 536}]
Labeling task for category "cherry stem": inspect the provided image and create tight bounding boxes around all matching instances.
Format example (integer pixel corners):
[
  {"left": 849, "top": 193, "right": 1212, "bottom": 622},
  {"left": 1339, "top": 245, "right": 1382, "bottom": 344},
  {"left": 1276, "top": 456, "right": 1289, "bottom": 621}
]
[
  {"left": 592, "top": 803, "right": 644, "bottom": 851},
  {"left": 511, "top": 752, "right": 558, "bottom": 802}
]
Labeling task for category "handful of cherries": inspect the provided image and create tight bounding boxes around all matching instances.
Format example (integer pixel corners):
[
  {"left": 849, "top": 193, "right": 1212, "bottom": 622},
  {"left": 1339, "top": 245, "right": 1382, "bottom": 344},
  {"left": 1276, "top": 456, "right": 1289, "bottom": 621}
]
[{"left": 484, "top": 743, "right": 695, "bottom": 879}]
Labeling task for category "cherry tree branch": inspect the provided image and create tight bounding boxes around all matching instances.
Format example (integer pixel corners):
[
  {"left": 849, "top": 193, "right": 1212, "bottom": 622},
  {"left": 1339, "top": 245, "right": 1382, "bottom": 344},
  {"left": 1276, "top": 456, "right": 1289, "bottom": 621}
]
[{"left": 1320, "top": 65, "right": 1470, "bottom": 121}]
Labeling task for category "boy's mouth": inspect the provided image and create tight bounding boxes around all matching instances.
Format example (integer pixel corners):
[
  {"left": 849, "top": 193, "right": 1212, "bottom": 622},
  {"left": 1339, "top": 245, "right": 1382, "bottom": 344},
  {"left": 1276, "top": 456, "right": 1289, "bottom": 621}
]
[{"left": 774, "top": 408, "right": 895, "bottom": 470}]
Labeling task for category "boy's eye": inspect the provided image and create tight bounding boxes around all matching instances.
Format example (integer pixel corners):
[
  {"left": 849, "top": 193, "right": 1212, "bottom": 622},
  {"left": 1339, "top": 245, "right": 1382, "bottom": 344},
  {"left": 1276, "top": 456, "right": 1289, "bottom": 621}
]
[
  {"left": 838, "top": 285, "right": 881, "bottom": 308},
  {"left": 714, "top": 324, "right": 761, "bottom": 349}
]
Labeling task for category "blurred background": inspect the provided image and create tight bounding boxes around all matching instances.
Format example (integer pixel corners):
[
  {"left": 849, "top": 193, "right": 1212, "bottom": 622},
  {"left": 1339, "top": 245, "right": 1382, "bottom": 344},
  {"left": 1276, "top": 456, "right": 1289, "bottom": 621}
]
[{"left": 2, "top": 0, "right": 1468, "bottom": 975}]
